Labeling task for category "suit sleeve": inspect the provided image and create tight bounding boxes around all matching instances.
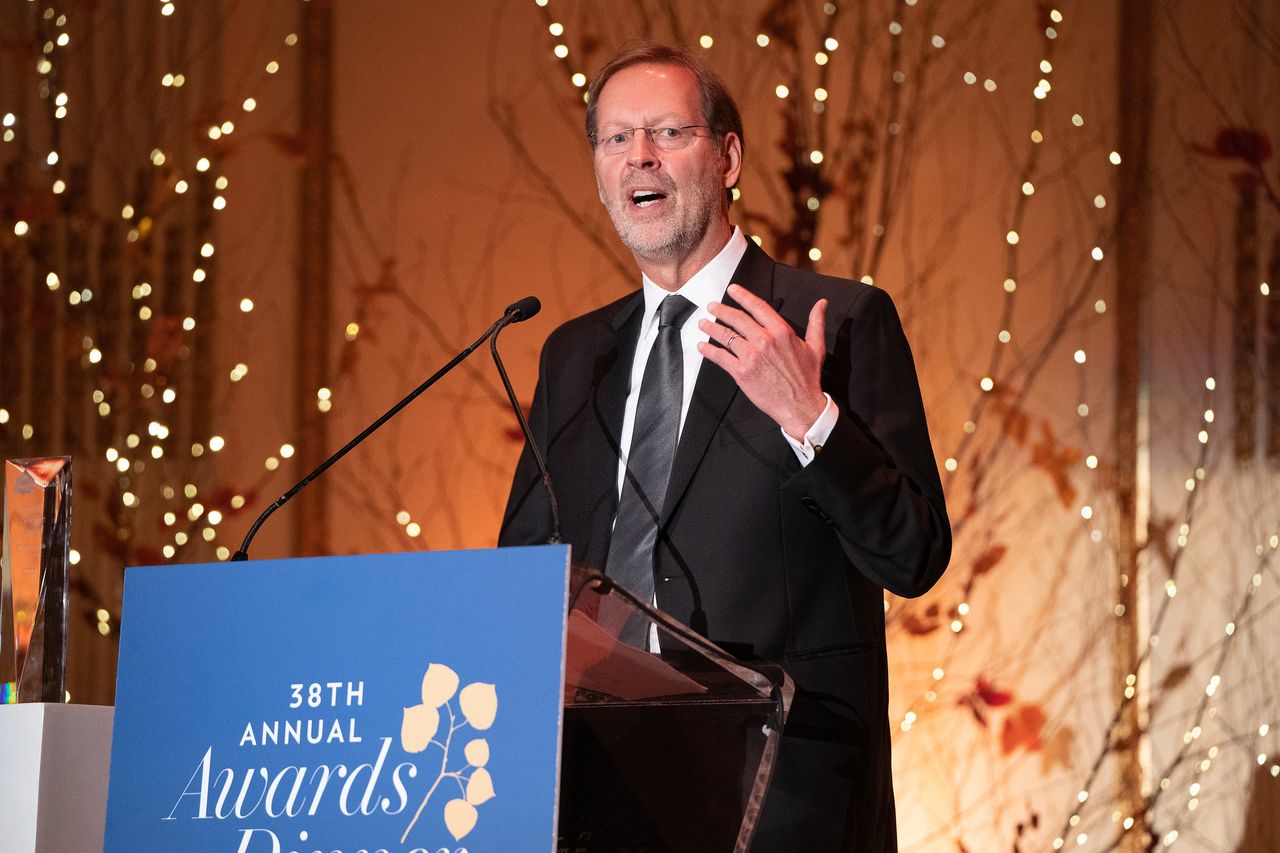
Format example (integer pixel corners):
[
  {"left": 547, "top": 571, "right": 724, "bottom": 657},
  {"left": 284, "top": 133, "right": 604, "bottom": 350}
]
[
  {"left": 783, "top": 285, "right": 951, "bottom": 597},
  {"left": 497, "top": 338, "right": 555, "bottom": 547}
]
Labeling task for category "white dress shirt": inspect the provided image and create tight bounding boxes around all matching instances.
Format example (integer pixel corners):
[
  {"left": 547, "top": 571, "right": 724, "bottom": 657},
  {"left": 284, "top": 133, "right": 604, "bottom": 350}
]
[{"left": 614, "top": 227, "right": 837, "bottom": 501}]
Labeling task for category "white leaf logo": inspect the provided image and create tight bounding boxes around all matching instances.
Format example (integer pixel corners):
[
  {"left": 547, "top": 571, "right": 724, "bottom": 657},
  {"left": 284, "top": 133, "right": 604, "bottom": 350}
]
[
  {"left": 421, "top": 663, "right": 459, "bottom": 708},
  {"left": 400, "top": 704, "right": 439, "bottom": 753},
  {"left": 400, "top": 667, "right": 500, "bottom": 844},
  {"left": 443, "top": 798, "right": 478, "bottom": 840},
  {"left": 466, "top": 768, "right": 496, "bottom": 805},
  {"left": 459, "top": 682, "right": 498, "bottom": 730},
  {"left": 464, "top": 737, "right": 490, "bottom": 767}
]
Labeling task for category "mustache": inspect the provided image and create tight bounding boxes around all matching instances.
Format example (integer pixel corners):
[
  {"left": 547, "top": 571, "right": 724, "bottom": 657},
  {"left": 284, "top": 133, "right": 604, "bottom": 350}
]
[{"left": 620, "top": 175, "right": 676, "bottom": 195}]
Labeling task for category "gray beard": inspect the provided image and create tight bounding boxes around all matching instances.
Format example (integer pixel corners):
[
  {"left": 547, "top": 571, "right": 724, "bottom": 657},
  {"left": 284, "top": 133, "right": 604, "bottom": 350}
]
[{"left": 605, "top": 179, "right": 722, "bottom": 263}]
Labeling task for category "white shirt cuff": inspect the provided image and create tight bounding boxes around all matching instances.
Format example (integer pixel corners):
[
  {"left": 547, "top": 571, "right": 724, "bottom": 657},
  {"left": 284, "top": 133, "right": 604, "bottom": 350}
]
[{"left": 782, "top": 393, "right": 838, "bottom": 466}]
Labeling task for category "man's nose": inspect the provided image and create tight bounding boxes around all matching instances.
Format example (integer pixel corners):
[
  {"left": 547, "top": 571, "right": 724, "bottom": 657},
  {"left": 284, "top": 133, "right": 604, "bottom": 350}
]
[{"left": 625, "top": 129, "right": 660, "bottom": 169}]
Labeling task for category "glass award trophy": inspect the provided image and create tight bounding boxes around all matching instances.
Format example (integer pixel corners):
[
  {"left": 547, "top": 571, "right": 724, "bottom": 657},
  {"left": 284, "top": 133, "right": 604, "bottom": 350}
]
[{"left": 1, "top": 457, "right": 72, "bottom": 704}]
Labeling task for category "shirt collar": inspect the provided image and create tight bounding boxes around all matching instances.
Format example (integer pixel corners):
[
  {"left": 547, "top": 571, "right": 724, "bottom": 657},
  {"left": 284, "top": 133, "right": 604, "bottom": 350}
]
[{"left": 639, "top": 226, "right": 749, "bottom": 329}]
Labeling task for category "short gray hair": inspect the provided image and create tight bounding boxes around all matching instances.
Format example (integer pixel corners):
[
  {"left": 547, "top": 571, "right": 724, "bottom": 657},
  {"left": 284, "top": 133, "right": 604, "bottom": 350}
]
[{"left": 585, "top": 41, "right": 745, "bottom": 164}]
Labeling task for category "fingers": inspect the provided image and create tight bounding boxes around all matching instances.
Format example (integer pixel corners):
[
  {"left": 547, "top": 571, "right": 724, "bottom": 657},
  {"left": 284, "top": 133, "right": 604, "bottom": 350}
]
[
  {"left": 805, "top": 298, "right": 828, "bottom": 359},
  {"left": 705, "top": 288, "right": 827, "bottom": 338},
  {"left": 702, "top": 283, "right": 786, "bottom": 351},
  {"left": 698, "top": 317, "right": 743, "bottom": 353},
  {"left": 696, "top": 339, "right": 736, "bottom": 372},
  {"left": 701, "top": 289, "right": 828, "bottom": 361},
  {"left": 724, "top": 283, "right": 790, "bottom": 333},
  {"left": 704, "top": 302, "right": 758, "bottom": 343}
]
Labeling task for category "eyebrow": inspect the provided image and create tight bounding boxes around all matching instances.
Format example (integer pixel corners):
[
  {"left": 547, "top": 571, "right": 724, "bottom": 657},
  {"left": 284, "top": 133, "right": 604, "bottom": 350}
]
[{"left": 596, "top": 115, "right": 694, "bottom": 130}]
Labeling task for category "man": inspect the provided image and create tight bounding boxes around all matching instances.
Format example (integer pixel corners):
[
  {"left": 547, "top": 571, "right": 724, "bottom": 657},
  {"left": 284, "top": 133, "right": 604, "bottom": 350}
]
[{"left": 500, "top": 42, "right": 950, "bottom": 850}]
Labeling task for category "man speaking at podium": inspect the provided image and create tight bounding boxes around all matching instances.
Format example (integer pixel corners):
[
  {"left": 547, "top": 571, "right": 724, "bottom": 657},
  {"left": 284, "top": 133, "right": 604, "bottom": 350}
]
[{"left": 500, "top": 42, "right": 950, "bottom": 851}]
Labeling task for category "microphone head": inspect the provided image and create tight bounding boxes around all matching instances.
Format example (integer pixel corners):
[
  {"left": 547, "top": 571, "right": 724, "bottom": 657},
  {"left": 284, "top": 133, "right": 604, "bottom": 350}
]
[{"left": 505, "top": 296, "right": 542, "bottom": 322}]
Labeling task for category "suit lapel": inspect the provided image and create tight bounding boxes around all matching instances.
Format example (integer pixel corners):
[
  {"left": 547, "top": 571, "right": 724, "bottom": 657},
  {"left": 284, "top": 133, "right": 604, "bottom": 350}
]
[
  {"left": 660, "top": 241, "right": 777, "bottom": 526},
  {"left": 582, "top": 291, "right": 644, "bottom": 558}
]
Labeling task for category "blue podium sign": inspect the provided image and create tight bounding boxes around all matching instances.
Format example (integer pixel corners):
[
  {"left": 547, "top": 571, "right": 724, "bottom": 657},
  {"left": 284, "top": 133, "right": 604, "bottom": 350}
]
[{"left": 104, "top": 546, "right": 570, "bottom": 853}]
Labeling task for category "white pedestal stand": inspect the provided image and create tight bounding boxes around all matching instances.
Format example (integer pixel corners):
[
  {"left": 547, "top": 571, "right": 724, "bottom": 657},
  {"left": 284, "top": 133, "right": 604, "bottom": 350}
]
[{"left": 0, "top": 703, "right": 113, "bottom": 853}]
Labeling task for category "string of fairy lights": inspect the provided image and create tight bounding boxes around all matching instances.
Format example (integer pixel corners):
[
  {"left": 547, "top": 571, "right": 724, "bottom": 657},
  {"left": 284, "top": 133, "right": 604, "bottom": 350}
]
[
  {"left": 907, "top": 7, "right": 1274, "bottom": 849},
  {"left": 0, "top": 3, "right": 396, "bottom": 610},
  {"left": 866, "top": 9, "right": 1150, "bottom": 843},
  {"left": 522, "top": 1, "right": 1279, "bottom": 848},
  {"left": 154, "top": 5, "right": 424, "bottom": 562},
  {"left": 2, "top": 1, "right": 1274, "bottom": 841},
  {"left": 1047, "top": 378, "right": 1237, "bottom": 849}
]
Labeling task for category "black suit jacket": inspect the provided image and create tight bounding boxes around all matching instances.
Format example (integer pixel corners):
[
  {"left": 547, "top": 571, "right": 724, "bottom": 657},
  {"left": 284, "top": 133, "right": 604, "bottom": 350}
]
[{"left": 500, "top": 241, "right": 951, "bottom": 851}]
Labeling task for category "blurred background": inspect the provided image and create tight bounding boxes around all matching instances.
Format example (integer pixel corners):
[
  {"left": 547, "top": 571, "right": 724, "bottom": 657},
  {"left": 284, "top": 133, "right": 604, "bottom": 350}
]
[{"left": 1, "top": 0, "right": 1277, "bottom": 849}]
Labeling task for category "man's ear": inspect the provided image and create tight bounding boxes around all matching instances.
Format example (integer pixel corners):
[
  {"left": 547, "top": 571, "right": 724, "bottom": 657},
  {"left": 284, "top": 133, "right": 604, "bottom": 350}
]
[{"left": 721, "top": 131, "right": 743, "bottom": 190}]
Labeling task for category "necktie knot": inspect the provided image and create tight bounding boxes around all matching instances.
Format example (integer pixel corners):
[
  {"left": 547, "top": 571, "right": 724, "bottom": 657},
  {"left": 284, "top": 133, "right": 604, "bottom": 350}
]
[{"left": 658, "top": 294, "right": 696, "bottom": 330}]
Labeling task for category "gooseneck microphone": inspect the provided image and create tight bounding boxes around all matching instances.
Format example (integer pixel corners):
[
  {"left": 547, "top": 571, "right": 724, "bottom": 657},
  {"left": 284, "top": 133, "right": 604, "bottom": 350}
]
[
  {"left": 502, "top": 295, "right": 541, "bottom": 323},
  {"left": 231, "top": 297, "right": 542, "bottom": 561},
  {"left": 489, "top": 299, "right": 562, "bottom": 544}
]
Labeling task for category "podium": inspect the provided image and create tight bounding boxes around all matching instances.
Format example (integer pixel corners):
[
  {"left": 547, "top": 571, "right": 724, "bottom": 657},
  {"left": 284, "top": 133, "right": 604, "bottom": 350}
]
[
  {"left": 560, "top": 566, "right": 792, "bottom": 852},
  {"left": 100, "top": 547, "right": 792, "bottom": 852}
]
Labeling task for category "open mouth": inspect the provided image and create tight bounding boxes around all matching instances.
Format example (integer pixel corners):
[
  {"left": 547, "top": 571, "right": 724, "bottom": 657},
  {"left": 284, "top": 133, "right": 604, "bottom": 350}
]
[{"left": 629, "top": 189, "right": 668, "bottom": 208}]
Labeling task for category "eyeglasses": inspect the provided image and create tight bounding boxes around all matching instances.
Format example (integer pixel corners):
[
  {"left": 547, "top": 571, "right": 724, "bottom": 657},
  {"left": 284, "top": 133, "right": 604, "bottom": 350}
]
[{"left": 589, "top": 125, "right": 714, "bottom": 155}]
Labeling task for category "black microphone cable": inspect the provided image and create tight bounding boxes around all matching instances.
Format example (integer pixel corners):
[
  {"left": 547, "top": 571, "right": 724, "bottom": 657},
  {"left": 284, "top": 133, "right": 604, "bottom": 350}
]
[{"left": 231, "top": 297, "right": 542, "bottom": 561}]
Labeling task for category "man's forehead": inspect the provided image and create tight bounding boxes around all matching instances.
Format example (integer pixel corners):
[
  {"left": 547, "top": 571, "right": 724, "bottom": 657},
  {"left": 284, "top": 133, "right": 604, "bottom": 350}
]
[{"left": 595, "top": 62, "right": 701, "bottom": 125}]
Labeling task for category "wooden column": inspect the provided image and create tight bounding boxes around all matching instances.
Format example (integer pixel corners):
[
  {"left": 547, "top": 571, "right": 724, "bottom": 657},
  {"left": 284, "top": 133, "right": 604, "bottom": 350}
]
[
  {"left": 1233, "top": 177, "right": 1260, "bottom": 460},
  {"left": 1113, "top": 0, "right": 1155, "bottom": 847},
  {"left": 294, "top": 0, "right": 334, "bottom": 556},
  {"left": 1267, "top": 236, "right": 1280, "bottom": 460}
]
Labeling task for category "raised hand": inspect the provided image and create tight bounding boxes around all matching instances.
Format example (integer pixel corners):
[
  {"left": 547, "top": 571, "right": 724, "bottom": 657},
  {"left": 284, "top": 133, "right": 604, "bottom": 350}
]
[{"left": 697, "top": 283, "right": 828, "bottom": 441}]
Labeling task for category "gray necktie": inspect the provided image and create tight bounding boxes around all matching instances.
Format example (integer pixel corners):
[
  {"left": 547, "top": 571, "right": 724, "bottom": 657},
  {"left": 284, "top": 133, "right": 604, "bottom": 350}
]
[{"left": 606, "top": 294, "right": 696, "bottom": 646}]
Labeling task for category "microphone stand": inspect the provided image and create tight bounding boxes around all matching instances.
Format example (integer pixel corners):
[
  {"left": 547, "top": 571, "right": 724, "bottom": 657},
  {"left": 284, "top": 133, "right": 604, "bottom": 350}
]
[
  {"left": 231, "top": 300, "right": 538, "bottom": 561},
  {"left": 490, "top": 323, "right": 562, "bottom": 544}
]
